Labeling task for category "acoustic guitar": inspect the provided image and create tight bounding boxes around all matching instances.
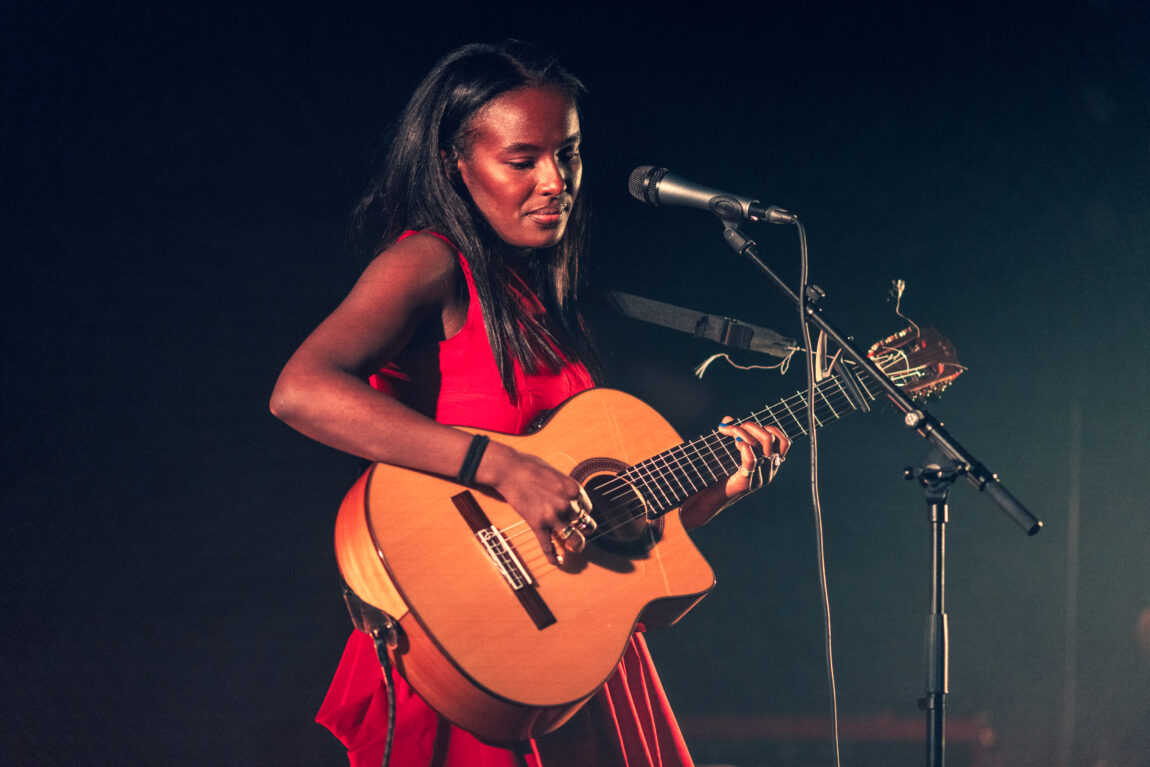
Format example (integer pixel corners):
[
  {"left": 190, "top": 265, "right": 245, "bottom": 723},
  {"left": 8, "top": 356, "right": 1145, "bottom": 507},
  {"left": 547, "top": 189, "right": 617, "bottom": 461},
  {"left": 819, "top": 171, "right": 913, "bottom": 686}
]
[{"left": 333, "top": 326, "right": 962, "bottom": 742}]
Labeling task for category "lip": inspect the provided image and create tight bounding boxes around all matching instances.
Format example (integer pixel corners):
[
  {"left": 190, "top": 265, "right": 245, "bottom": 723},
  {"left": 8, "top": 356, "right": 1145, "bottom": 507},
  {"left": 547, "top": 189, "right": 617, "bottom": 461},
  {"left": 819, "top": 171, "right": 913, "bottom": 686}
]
[{"left": 525, "top": 200, "right": 569, "bottom": 223}]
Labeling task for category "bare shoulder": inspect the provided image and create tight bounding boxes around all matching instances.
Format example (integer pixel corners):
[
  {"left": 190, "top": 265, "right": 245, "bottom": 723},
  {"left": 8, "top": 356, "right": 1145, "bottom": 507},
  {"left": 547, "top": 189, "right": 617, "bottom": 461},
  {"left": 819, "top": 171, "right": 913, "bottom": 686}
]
[
  {"left": 281, "top": 232, "right": 463, "bottom": 377},
  {"left": 353, "top": 231, "right": 461, "bottom": 309},
  {"left": 369, "top": 232, "right": 457, "bottom": 282}
]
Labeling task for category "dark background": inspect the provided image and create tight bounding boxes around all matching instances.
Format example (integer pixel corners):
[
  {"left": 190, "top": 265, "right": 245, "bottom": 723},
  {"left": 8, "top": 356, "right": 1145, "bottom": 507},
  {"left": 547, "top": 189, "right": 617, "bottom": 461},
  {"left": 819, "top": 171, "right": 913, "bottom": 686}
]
[{"left": 3, "top": 2, "right": 1148, "bottom": 765}]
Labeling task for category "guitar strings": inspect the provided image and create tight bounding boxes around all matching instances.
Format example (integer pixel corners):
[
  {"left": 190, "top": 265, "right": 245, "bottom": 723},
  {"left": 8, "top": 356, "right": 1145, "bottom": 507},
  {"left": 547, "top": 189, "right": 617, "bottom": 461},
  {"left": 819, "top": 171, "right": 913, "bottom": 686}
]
[
  {"left": 493, "top": 353, "right": 939, "bottom": 568},
  {"left": 497, "top": 376, "right": 873, "bottom": 562},
  {"left": 498, "top": 424, "right": 750, "bottom": 547},
  {"left": 502, "top": 370, "right": 875, "bottom": 542}
]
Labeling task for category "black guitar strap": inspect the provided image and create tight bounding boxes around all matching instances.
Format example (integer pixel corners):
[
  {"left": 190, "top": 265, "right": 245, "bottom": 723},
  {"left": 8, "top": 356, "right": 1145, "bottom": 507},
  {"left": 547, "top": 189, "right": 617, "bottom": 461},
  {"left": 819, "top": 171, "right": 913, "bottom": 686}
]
[{"left": 604, "top": 290, "right": 797, "bottom": 359}]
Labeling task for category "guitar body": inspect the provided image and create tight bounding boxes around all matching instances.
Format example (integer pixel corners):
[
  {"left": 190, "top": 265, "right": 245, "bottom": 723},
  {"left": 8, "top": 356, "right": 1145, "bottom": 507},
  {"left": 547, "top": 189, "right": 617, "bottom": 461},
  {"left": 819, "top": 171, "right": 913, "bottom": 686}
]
[
  {"left": 331, "top": 327, "right": 964, "bottom": 743},
  {"left": 334, "top": 388, "right": 717, "bottom": 743}
]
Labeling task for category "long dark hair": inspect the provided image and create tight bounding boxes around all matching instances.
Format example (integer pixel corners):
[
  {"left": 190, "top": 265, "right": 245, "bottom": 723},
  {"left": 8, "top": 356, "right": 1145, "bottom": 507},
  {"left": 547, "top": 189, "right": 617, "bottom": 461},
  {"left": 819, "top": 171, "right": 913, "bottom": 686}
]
[{"left": 349, "top": 40, "right": 599, "bottom": 401}]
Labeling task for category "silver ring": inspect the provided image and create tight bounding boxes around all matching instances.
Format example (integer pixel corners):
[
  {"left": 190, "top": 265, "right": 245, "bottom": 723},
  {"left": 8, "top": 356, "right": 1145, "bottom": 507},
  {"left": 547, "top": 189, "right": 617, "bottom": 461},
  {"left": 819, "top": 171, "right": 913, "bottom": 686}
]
[{"left": 573, "top": 511, "right": 596, "bottom": 533}]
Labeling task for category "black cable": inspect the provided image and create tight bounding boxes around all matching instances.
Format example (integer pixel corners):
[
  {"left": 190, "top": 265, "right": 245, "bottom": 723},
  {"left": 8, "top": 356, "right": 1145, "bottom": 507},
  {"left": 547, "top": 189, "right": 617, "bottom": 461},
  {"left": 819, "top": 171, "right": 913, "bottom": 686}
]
[{"left": 370, "top": 629, "right": 397, "bottom": 767}]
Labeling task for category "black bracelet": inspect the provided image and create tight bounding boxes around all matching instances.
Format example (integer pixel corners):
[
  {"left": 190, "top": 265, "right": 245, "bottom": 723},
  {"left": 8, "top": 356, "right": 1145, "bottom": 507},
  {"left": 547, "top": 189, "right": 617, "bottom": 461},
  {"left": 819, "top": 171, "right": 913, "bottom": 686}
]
[{"left": 457, "top": 434, "right": 489, "bottom": 487}]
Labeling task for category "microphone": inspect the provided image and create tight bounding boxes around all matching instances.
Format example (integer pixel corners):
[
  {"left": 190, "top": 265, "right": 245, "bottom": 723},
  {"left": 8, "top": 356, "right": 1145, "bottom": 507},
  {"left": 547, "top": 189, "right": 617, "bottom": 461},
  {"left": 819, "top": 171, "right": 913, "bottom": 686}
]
[{"left": 628, "top": 166, "right": 795, "bottom": 224}]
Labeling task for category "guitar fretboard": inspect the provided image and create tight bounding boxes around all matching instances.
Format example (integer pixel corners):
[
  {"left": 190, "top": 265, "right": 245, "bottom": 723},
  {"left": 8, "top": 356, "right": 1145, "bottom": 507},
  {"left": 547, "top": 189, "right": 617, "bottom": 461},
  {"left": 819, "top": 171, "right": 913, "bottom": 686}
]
[{"left": 618, "top": 365, "right": 892, "bottom": 518}]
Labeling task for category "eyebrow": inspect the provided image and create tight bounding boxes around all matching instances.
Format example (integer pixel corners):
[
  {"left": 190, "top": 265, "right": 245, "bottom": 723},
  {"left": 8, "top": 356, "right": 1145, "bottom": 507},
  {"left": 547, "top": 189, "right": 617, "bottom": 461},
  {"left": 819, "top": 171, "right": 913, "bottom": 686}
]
[{"left": 500, "top": 132, "right": 582, "bottom": 154}]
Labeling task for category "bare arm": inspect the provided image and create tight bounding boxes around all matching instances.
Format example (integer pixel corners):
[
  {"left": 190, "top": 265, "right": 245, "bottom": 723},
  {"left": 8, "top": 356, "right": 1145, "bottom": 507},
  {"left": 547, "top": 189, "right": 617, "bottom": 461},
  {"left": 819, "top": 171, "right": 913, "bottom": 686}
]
[
  {"left": 270, "top": 233, "right": 582, "bottom": 563},
  {"left": 271, "top": 234, "right": 462, "bottom": 466}
]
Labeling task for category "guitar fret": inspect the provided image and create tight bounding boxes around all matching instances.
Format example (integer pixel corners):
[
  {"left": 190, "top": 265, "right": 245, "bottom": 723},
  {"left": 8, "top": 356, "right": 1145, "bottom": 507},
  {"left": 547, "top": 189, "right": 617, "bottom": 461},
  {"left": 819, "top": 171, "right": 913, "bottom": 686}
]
[
  {"left": 757, "top": 405, "right": 787, "bottom": 439},
  {"left": 832, "top": 377, "right": 859, "bottom": 412},
  {"left": 643, "top": 460, "right": 676, "bottom": 510},
  {"left": 820, "top": 388, "right": 844, "bottom": 419},
  {"left": 700, "top": 434, "right": 728, "bottom": 482},
  {"left": 779, "top": 395, "right": 808, "bottom": 436},
  {"left": 715, "top": 435, "right": 740, "bottom": 476},
  {"left": 722, "top": 438, "right": 740, "bottom": 473},
  {"left": 693, "top": 453, "right": 717, "bottom": 486},
  {"left": 855, "top": 370, "right": 878, "bottom": 401},
  {"left": 653, "top": 450, "right": 690, "bottom": 505},
  {"left": 700, "top": 439, "right": 723, "bottom": 478},
  {"left": 674, "top": 444, "right": 706, "bottom": 493},
  {"left": 627, "top": 462, "right": 669, "bottom": 512},
  {"left": 815, "top": 384, "right": 836, "bottom": 422}
]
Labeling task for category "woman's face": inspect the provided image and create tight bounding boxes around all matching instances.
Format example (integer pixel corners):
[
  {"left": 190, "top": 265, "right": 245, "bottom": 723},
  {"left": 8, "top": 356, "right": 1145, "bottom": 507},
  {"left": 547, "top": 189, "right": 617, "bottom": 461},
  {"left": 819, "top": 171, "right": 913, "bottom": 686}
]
[{"left": 455, "top": 85, "right": 582, "bottom": 250}]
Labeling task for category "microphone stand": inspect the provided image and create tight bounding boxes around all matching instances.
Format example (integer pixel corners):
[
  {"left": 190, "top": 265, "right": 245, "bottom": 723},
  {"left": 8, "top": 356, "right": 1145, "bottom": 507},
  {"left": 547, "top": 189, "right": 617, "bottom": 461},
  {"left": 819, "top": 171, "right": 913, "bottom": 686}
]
[
  {"left": 905, "top": 450, "right": 961, "bottom": 767},
  {"left": 718, "top": 220, "right": 1041, "bottom": 767}
]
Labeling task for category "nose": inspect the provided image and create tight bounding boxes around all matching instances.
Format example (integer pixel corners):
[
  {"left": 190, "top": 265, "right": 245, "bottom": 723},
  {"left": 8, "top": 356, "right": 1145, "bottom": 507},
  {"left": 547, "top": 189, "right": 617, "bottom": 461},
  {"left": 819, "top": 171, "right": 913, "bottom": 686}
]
[{"left": 537, "top": 157, "right": 566, "bottom": 196}]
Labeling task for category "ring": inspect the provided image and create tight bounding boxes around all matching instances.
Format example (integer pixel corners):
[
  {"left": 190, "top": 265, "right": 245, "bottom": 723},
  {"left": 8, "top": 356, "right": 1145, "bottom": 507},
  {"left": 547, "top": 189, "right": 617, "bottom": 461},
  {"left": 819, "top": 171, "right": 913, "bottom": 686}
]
[
  {"left": 770, "top": 454, "right": 784, "bottom": 469},
  {"left": 555, "top": 524, "right": 586, "bottom": 553},
  {"left": 573, "top": 510, "right": 596, "bottom": 533},
  {"left": 738, "top": 466, "right": 752, "bottom": 478}
]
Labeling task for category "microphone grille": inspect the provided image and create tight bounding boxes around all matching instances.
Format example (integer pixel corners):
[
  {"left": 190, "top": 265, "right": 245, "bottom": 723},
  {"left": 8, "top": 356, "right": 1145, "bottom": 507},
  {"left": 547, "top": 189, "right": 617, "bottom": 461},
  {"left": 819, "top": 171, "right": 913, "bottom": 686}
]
[{"left": 627, "top": 166, "right": 667, "bottom": 205}]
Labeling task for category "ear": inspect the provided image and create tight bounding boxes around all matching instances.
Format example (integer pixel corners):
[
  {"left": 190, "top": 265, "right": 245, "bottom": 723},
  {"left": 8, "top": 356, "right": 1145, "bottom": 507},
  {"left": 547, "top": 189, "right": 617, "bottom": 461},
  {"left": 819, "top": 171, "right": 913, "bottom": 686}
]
[{"left": 440, "top": 147, "right": 461, "bottom": 179}]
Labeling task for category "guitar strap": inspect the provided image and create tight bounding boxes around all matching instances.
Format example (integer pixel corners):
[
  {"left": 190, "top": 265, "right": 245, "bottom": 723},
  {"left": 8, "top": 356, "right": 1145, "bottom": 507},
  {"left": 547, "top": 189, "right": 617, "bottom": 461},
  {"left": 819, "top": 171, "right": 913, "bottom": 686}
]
[{"left": 603, "top": 290, "right": 797, "bottom": 359}]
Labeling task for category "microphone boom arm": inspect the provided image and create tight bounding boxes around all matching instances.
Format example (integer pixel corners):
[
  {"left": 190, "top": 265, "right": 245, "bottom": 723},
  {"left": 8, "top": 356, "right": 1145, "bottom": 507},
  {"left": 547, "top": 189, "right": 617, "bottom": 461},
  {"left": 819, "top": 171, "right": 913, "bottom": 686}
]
[{"left": 720, "top": 224, "right": 1041, "bottom": 535}]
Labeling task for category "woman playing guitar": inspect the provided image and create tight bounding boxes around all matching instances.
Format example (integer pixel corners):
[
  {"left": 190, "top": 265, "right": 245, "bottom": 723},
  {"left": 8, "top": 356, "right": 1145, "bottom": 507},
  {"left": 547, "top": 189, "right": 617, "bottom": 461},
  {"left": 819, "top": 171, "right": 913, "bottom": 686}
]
[{"left": 270, "top": 40, "right": 790, "bottom": 767}]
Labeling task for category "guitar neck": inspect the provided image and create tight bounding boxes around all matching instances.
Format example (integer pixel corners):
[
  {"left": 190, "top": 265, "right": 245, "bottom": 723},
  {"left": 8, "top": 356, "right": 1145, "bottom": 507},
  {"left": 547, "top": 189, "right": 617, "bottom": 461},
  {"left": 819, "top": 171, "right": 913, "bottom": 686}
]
[{"left": 620, "top": 368, "right": 882, "bottom": 518}]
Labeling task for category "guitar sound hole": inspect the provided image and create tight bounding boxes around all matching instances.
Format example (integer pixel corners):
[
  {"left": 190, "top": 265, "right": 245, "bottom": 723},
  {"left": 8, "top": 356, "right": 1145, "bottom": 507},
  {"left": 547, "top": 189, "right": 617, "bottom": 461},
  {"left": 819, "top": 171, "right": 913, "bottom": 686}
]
[{"left": 573, "top": 463, "right": 662, "bottom": 557}]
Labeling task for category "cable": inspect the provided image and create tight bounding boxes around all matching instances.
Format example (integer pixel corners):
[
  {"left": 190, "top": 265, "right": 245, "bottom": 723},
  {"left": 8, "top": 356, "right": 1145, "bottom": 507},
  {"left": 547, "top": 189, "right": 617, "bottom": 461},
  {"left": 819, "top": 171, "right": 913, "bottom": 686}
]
[
  {"left": 796, "top": 219, "right": 842, "bottom": 767},
  {"left": 370, "top": 628, "right": 397, "bottom": 767}
]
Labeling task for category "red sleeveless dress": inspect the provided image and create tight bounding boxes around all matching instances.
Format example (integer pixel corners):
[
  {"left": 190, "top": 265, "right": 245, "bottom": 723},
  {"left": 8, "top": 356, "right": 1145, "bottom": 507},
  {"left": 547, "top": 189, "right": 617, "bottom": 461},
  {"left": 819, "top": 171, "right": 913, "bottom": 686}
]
[{"left": 316, "top": 232, "right": 695, "bottom": 767}]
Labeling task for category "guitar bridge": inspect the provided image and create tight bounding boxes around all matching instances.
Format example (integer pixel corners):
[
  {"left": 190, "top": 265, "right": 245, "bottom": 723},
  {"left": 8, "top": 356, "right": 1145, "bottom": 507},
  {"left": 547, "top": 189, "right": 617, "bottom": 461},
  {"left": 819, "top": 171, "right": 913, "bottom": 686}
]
[
  {"left": 451, "top": 490, "right": 556, "bottom": 630},
  {"left": 477, "top": 526, "right": 534, "bottom": 591}
]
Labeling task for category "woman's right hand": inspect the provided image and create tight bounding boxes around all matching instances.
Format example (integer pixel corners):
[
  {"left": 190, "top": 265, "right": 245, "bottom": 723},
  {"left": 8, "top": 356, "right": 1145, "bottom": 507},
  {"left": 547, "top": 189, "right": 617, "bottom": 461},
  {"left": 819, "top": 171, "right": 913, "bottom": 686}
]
[{"left": 480, "top": 442, "right": 585, "bottom": 566}]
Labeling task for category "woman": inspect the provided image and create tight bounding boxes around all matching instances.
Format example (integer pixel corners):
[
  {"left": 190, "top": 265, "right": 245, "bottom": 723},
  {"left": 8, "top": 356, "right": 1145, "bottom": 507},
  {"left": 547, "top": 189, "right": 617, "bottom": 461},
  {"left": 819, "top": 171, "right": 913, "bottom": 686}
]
[{"left": 270, "top": 41, "right": 789, "bottom": 767}]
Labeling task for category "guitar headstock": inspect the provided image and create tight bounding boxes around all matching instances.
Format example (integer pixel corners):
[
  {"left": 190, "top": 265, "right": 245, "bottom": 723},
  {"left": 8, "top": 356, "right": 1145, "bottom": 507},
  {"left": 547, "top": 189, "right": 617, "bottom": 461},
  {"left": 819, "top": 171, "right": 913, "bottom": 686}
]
[{"left": 867, "top": 325, "right": 964, "bottom": 400}]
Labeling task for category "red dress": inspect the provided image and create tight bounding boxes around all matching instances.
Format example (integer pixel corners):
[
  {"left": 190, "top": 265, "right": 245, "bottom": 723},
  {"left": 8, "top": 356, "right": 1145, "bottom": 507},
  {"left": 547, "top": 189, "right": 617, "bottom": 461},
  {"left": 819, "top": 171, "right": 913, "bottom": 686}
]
[{"left": 316, "top": 232, "right": 695, "bottom": 767}]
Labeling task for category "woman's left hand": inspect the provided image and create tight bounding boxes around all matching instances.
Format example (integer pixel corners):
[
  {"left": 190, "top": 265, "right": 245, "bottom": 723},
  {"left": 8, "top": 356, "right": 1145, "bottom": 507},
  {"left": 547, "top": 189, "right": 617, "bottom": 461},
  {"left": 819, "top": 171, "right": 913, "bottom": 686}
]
[
  {"left": 679, "top": 417, "right": 791, "bottom": 529},
  {"left": 717, "top": 416, "right": 791, "bottom": 496}
]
